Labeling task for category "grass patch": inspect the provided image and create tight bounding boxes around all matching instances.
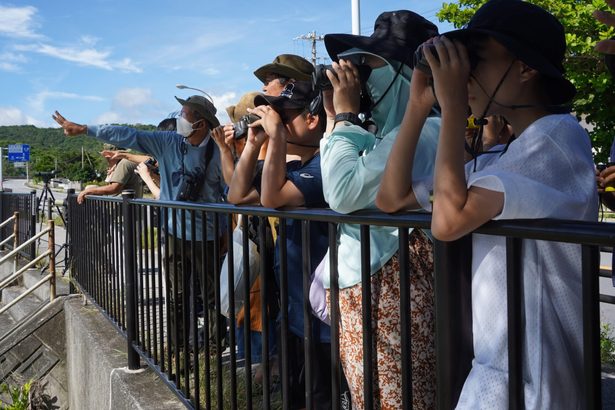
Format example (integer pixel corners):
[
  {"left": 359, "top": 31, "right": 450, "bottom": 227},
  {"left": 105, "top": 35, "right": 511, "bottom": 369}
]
[
  {"left": 601, "top": 323, "right": 615, "bottom": 365},
  {"left": 0, "top": 380, "right": 30, "bottom": 410}
]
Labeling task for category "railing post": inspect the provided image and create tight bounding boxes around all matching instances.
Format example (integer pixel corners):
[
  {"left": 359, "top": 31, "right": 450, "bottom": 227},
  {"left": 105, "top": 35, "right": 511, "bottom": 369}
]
[
  {"left": 13, "top": 211, "right": 19, "bottom": 274},
  {"left": 48, "top": 219, "right": 56, "bottom": 301},
  {"left": 66, "top": 189, "right": 75, "bottom": 293},
  {"left": 30, "top": 190, "right": 36, "bottom": 260},
  {"left": 122, "top": 189, "right": 140, "bottom": 369},
  {"left": 434, "top": 236, "right": 473, "bottom": 410}
]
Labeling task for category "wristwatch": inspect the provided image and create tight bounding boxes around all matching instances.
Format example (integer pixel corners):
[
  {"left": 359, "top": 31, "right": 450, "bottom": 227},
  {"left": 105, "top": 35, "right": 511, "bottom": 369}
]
[{"left": 334, "top": 112, "right": 361, "bottom": 126}]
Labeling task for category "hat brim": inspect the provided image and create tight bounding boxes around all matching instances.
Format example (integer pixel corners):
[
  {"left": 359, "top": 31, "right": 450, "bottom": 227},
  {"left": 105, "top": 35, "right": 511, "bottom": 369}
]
[
  {"left": 324, "top": 33, "right": 414, "bottom": 67},
  {"left": 254, "top": 63, "right": 313, "bottom": 83},
  {"left": 444, "top": 28, "right": 576, "bottom": 104},
  {"left": 175, "top": 96, "right": 220, "bottom": 128},
  {"left": 253, "top": 94, "right": 305, "bottom": 111}
]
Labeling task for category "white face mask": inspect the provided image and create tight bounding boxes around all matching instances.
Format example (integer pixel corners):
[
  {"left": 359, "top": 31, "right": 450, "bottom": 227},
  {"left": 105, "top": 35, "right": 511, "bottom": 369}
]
[{"left": 176, "top": 116, "right": 198, "bottom": 138}]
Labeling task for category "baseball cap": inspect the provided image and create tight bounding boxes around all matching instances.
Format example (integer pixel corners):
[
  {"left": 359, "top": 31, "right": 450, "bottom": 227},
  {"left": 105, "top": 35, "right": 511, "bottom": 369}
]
[{"left": 253, "top": 81, "right": 315, "bottom": 113}]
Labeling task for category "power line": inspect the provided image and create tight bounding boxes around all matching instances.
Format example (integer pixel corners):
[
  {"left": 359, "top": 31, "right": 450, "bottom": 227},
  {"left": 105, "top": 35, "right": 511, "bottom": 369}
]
[{"left": 294, "top": 31, "right": 325, "bottom": 65}]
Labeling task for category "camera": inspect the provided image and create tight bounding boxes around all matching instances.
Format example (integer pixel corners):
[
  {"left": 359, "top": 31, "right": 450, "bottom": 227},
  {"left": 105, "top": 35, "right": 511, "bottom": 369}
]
[
  {"left": 413, "top": 43, "right": 480, "bottom": 77},
  {"left": 144, "top": 157, "right": 159, "bottom": 174},
  {"left": 232, "top": 113, "right": 261, "bottom": 140},
  {"left": 176, "top": 173, "right": 203, "bottom": 202},
  {"left": 597, "top": 162, "right": 615, "bottom": 172},
  {"left": 312, "top": 64, "right": 334, "bottom": 92}
]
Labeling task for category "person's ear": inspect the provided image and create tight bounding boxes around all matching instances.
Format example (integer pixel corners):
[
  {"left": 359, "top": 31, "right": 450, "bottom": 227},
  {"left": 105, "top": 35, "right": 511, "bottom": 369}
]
[
  {"left": 305, "top": 113, "right": 320, "bottom": 131},
  {"left": 518, "top": 61, "right": 539, "bottom": 83}
]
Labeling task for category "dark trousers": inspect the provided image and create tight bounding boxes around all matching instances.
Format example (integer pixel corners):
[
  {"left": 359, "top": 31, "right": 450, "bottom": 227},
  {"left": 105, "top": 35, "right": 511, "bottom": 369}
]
[{"left": 165, "top": 235, "right": 226, "bottom": 351}]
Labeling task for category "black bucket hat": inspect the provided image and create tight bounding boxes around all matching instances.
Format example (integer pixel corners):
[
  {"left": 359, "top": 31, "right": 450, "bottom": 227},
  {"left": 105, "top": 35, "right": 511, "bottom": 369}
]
[
  {"left": 444, "top": 0, "right": 576, "bottom": 105},
  {"left": 324, "top": 10, "right": 438, "bottom": 67}
]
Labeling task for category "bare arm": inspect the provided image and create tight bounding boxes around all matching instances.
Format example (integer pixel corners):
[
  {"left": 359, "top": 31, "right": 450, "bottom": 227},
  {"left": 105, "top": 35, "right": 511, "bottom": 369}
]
[
  {"left": 77, "top": 182, "right": 123, "bottom": 204},
  {"left": 135, "top": 162, "right": 161, "bottom": 199},
  {"left": 256, "top": 106, "right": 306, "bottom": 209},
  {"left": 428, "top": 36, "right": 503, "bottom": 241},
  {"left": 110, "top": 151, "right": 152, "bottom": 164},
  {"left": 376, "top": 68, "right": 435, "bottom": 213},
  {"left": 227, "top": 118, "right": 265, "bottom": 205},
  {"left": 211, "top": 125, "right": 237, "bottom": 185}
]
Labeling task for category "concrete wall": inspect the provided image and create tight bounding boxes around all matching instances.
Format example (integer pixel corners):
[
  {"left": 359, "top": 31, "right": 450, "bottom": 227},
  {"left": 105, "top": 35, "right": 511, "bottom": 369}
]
[{"left": 65, "top": 298, "right": 184, "bottom": 410}]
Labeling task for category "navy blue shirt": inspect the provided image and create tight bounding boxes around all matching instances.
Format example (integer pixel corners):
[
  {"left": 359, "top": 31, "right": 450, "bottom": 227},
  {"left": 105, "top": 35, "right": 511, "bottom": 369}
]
[{"left": 256, "top": 154, "right": 330, "bottom": 342}]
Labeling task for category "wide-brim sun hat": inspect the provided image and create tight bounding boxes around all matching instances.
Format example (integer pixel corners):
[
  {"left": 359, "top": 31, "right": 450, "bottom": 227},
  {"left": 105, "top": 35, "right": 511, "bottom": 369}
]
[
  {"left": 324, "top": 10, "right": 439, "bottom": 68},
  {"left": 443, "top": 0, "right": 576, "bottom": 105}
]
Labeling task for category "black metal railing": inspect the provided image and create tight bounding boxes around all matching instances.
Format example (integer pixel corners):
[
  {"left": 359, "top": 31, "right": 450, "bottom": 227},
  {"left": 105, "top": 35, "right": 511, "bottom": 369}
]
[
  {"left": 67, "top": 191, "right": 613, "bottom": 410},
  {"left": 0, "top": 190, "right": 36, "bottom": 260}
]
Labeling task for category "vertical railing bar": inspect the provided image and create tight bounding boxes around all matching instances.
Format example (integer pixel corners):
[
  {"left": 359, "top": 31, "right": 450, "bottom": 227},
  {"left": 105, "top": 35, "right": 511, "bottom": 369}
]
[
  {"left": 227, "top": 213, "right": 237, "bottom": 410},
  {"left": 145, "top": 205, "right": 153, "bottom": 357},
  {"left": 582, "top": 244, "right": 601, "bottom": 410},
  {"left": 201, "top": 213, "right": 212, "bottom": 410},
  {"left": 360, "top": 224, "right": 373, "bottom": 409},
  {"left": 279, "top": 218, "right": 290, "bottom": 410},
  {"left": 157, "top": 205, "right": 165, "bottom": 372},
  {"left": 213, "top": 213, "right": 224, "bottom": 409},
  {"left": 149, "top": 205, "right": 158, "bottom": 363},
  {"left": 302, "top": 220, "right": 313, "bottom": 410},
  {"left": 122, "top": 190, "right": 140, "bottom": 370},
  {"left": 172, "top": 208, "right": 181, "bottom": 387},
  {"left": 398, "top": 227, "right": 412, "bottom": 410},
  {"left": 190, "top": 209, "right": 199, "bottom": 409},
  {"left": 506, "top": 237, "right": 524, "bottom": 410},
  {"left": 242, "top": 214, "right": 253, "bottom": 410},
  {"left": 260, "top": 216, "right": 270, "bottom": 409},
  {"left": 328, "top": 223, "right": 341, "bottom": 410},
  {"left": 180, "top": 209, "right": 190, "bottom": 396}
]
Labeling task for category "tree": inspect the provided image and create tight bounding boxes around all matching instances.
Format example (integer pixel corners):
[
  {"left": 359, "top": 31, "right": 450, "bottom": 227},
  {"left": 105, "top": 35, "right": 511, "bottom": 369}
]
[{"left": 437, "top": 0, "right": 615, "bottom": 161}]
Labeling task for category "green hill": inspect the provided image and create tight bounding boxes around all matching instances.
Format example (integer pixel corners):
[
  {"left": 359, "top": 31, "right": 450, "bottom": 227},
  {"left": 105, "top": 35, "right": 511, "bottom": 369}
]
[{"left": 0, "top": 124, "right": 155, "bottom": 181}]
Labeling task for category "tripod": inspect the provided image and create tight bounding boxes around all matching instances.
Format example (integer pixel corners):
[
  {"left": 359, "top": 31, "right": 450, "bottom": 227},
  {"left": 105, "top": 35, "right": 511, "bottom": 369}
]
[{"left": 36, "top": 177, "right": 70, "bottom": 275}]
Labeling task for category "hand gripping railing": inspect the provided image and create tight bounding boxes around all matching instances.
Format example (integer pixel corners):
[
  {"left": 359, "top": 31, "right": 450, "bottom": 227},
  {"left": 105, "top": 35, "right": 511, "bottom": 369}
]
[{"left": 0, "top": 220, "right": 56, "bottom": 315}]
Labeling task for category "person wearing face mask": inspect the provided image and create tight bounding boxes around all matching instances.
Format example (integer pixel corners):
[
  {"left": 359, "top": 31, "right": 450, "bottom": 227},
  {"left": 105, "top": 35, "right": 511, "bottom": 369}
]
[
  {"left": 52, "top": 93, "right": 227, "bottom": 353},
  {"left": 318, "top": 11, "right": 440, "bottom": 409}
]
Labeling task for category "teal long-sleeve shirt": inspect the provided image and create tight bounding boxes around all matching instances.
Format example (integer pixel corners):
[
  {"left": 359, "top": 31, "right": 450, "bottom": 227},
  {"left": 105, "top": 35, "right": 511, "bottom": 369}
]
[{"left": 320, "top": 118, "right": 440, "bottom": 289}]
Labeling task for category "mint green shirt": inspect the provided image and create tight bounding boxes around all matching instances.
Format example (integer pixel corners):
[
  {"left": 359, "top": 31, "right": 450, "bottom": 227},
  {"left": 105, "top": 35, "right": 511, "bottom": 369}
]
[{"left": 320, "top": 117, "right": 440, "bottom": 289}]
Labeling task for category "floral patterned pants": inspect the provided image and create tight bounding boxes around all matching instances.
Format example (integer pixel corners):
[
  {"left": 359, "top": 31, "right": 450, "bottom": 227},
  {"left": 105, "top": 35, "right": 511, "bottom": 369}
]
[{"left": 328, "top": 229, "right": 436, "bottom": 409}]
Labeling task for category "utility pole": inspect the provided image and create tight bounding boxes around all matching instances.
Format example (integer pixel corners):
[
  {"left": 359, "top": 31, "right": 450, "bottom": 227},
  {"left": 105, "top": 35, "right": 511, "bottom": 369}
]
[
  {"left": 351, "top": 0, "right": 361, "bottom": 35},
  {"left": 294, "top": 31, "right": 324, "bottom": 66}
]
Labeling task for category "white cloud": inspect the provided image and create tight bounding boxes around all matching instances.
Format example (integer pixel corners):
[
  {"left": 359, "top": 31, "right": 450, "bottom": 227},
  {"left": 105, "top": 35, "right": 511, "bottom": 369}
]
[
  {"left": 0, "top": 52, "right": 27, "bottom": 72},
  {"left": 0, "top": 5, "right": 42, "bottom": 39},
  {"left": 15, "top": 43, "right": 142, "bottom": 73},
  {"left": 94, "top": 88, "right": 165, "bottom": 124},
  {"left": 210, "top": 91, "right": 237, "bottom": 125},
  {"left": 0, "top": 107, "right": 44, "bottom": 126},
  {"left": 27, "top": 91, "right": 105, "bottom": 112}
]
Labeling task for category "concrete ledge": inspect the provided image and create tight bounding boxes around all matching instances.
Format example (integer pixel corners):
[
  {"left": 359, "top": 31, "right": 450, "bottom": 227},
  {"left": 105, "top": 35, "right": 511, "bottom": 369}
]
[{"left": 65, "top": 298, "right": 184, "bottom": 410}]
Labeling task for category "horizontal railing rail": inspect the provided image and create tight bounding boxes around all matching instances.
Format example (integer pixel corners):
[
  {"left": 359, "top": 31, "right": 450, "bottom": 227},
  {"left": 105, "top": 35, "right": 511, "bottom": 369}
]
[{"left": 68, "top": 193, "right": 611, "bottom": 410}]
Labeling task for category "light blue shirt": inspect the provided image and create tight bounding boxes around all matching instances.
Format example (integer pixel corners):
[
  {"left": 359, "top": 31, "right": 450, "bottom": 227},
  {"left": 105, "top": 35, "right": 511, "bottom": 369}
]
[
  {"left": 87, "top": 125, "right": 226, "bottom": 241},
  {"left": 320, "top": 117, "right": 440, "bottom": 289}
]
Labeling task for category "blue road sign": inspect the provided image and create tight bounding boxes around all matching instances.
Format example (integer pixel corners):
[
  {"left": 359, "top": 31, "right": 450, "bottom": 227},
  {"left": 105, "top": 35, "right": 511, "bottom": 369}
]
[{"left": 7, "top": 144, "right": 30, "bottom": 162}]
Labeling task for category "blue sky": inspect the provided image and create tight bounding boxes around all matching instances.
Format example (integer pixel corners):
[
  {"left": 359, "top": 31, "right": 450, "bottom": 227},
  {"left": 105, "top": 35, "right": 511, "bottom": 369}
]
[{"left": 0, "top": 1, "right": 454, "bottom": 128}]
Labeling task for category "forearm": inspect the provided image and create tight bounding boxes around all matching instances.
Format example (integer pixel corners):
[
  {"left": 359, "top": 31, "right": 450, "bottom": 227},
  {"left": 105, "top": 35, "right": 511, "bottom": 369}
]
[
  {"left": 121, "top": 153, "right": 151, "bottom": 164},
  {"left": 431, "top": 110, "right": 481, "bottom": 239},
  {"left": 139, "top": 174, "right": 161, "bottom": 199},
  {"left": 82, "top": 183, "right": 123, "bottom": 197},
  {"left": 219, "top": 149, "right": 236, "bottom": 185},
  {"left": 376, "top": 103, "right": 429, "bottom": 212},
  {"left": 87, "top": 125, "right": 162, "bottom": 158},
  {"left": 261, "top": 136, "right": 289, "bottom": 208},
  {"left": 227, "top": 144, "right": 260, "bottom": 204}
]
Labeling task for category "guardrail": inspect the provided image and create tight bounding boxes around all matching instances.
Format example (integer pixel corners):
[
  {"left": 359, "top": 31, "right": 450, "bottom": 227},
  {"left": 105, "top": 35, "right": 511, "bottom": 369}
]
[
  {"left": 67, "top": 191, "right": 611, "bottom": 409},
  {"left": 0, "top": 190, "right": 36, "bottom": 260}
]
